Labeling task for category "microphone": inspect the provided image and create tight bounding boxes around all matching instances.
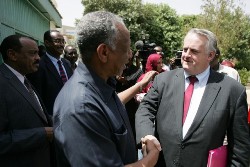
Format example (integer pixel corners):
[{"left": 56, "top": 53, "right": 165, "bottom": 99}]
[{"left": 135, "top": 40, "right": 144, "bottom": 50}]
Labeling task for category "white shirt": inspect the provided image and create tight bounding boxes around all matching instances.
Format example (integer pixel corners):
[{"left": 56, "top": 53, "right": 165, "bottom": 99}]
[
  {"left": 182, "top": 67, "right": 210, "bottom": 138},
  {"left": 217, "top": 64, "right": 241, "bottom": 83}
]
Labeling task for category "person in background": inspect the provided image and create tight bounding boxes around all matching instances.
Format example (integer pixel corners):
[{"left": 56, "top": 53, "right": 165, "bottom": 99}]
[
  {"left": 26, "top": 30, "right": 73, "bottom": 116},
  {"left": 154, "top": 46, "right": 164, "bottom": 56},
  {"left": 135, "top": 53, "right": 164, "bottom": 103},
  {"left": 116, "top": 53, "right": 143, "bottom": 137},
  {"left": 136, "top": 28, "right": 250, "bottom": 167},
  {"left": 63, "top": 45, "right": 78, "bottom": 71},
  {"left": 221, "top": 59, "right": 235, "bottom": 68},
  {"left": 154, "top": 46, "right": 170, "bottom": 71},
  {"left": 38, "top": 45, "right": 46, "bottom": 57},
  {"left": 53, "top": 11, "right": 161, "bottom": 167},
  {"left": 210, "top": 48, "right": 241, "bottom": 82},
  {"left": 0, "top": 35, "right": 53, "bottom": 167}
]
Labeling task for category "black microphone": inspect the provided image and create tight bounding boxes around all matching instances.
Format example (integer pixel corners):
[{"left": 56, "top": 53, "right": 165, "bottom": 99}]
[{"left": 135, "top": 40, "right": 144, "bottom": 50}]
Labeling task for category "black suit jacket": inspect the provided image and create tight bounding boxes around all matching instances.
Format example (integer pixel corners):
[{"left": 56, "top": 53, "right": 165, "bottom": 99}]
[
  {"left": 136, "top": 68, "right": 250, "bottom": 167},
  {"left": 0, "top": 64, "right": 52, "bottom": 167},
  {"left": 27, "top": 54, "right": 73, "bottom": 115}
]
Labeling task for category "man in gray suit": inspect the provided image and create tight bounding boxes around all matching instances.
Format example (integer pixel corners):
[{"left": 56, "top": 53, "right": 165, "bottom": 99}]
[
  {"left": 136, "top": 28, "right": 250, "bottom": 167},
  {"left": 0, "top": 35, "right": 53, "bottom": 167}
]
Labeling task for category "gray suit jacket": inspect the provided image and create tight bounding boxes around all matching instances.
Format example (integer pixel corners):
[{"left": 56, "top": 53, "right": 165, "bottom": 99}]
[
  {"left": 0, "top": 64, "right": 52, "bottom": 167},
  {"left": 136, "top": 68, "right": 250, "bottom": 167}
]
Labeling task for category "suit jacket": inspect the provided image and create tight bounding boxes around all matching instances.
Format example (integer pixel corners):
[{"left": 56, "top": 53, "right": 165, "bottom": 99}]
[
  {"left": 0, "top": 64, "right": 52, "bottom": 167},
  {"left": 136, "top": 68, "right": 250, "bottom": 167},
  {"left": 26, "top": 54, "right": 73, "bottom": 115}
]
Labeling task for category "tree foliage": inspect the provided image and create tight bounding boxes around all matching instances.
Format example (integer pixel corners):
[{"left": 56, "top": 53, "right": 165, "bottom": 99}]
[
  {"left": 80, "top": 0, "right": 250, "bottom": 69},
  {"left": 195, "top": 0, "right": 250, "bottom": 69},
  {"left": 81, "top": 0, "right": 182, "bottom": 57}
]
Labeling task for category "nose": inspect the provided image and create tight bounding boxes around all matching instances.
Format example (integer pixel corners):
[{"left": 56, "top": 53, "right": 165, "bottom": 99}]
[{"left": 183, "top": 49, "right": 191, "bottom": 58}]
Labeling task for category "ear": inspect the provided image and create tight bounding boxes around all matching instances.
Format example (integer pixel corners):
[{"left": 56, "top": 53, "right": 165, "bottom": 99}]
[
  {"left": 208, "top": 51, "right": 216, "bottom": 61},
  {"left": 96, "top": 44, "right": 109, "bottom": 63},
  {"left": 7, "top": 49, "right": 18, "bottom": 61},
  {"left": 44, "top": 40, "right": 51, "bottom": 47}
]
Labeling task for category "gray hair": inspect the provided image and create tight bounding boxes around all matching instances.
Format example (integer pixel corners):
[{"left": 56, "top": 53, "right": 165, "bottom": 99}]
[
  {"left": 186, "top": 28, "right": 217, "bottom": 54},
  {"left": 76, "top": 11, "right": 125, "bottom": 61}
]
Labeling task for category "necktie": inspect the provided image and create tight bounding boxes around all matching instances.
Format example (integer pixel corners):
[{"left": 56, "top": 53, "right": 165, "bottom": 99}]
[
  {"left": 24, "top": 78, "right": 48, "bottom": 123},
  {"left": 183, "top": 76, "right": 198, "bottom": 124},
  {"left": 57, "top": 60, "right": 67, "bottom": 84}
]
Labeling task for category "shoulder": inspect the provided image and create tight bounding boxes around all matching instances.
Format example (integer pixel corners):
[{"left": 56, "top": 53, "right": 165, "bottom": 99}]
[
  {"left": 61, "top": 58, "right": 71, "bottom": 66},
  {"left": 217, "top": 64, "right": 240, "bottom": 81}
]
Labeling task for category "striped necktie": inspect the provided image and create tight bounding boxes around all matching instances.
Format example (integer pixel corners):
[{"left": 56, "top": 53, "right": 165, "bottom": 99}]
[
  {"left": 57, "top": 60, "right": 67, "bottom": 84},
  {"left": 24, "top": 77, "right": 48, "bottom": 123}
]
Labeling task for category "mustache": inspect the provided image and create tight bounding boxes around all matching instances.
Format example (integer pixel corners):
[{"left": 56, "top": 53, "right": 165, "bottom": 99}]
[{"left": 34, "top": 60, "right": 40, "bottom": 64}]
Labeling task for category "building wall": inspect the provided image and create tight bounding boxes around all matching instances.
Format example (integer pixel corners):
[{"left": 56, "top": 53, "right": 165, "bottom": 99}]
[{"left": 0, "top": 0, "right": 62, "bottom": 64}]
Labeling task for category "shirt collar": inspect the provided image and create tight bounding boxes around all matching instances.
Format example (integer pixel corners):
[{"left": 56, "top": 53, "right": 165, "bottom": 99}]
[
  {"left": 46, "top": 52, "right": 62, "bottom": 63},
  {"left": 4, "top": 63, "right": 25, "bottom": 84},
  {"left": 184, "top": 66, "right": 210, "bottom": 83},
  {"left": 78, "top": 62, "right": 116, "bottom": 103}
]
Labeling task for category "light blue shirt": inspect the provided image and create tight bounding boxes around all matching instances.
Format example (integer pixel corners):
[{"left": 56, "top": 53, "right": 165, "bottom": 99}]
[{"left": 46, "top": 53, "right": 68, "bottom": 79}]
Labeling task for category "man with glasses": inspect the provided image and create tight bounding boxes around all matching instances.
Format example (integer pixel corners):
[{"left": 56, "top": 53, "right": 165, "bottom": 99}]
[{"left": 27, "top": 30, "right": 73, "bottom": 116}]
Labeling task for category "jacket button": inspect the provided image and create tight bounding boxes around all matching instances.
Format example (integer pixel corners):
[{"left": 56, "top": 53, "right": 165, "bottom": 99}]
[{"left": 181, "top": 144, "right": 185, "bottom": 149}]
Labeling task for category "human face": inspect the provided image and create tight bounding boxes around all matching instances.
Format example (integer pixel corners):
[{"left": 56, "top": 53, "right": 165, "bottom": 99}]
[
  {"left": 156, "top": 58, "right": 163, "bottom": 72},
  {"left": 154, "top": 46, "right": 163, "bottom": 56},
  {"left": 46, "top": 31, "right": 65, "bottom": 58},
  {"left": 15, "top": 38, "right": 40, "bottom": 75},
  {"left": 64, "top": 47, "right": 78, "bottom": 64},
  {"left": 107, "top": 24, "right": 131, "bottom": 77},
  {"left": 181, "top": 33, "right": 214, "bottom": 75}
]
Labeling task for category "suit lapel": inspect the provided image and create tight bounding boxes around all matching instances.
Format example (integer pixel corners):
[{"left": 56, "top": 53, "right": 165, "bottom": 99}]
[
  {"left": 44, "top": 55, "right": 63, "bottom": 85},
  {"left": 183, "top": 71, "right": 221, "bottom": 141},
  {"left": 0, "top": 64, "right": 48, "bottom": 124},
  {"left": 61, "top": 58, "right": 73, "bottom": 78},
  {"left": 173, "top": 70, "right": 185, "bottom": 140}
]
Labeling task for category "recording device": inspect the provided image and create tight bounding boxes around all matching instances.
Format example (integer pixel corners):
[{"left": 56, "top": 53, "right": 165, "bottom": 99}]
[
  {"left": 173, "top": 50, "right": 182, "bottom": 68},
  {"left": 135, "top": 40, "right": 156, "bottom": 72}
]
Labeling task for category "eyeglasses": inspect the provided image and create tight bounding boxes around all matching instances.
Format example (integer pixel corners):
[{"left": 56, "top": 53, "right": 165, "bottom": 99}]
[{"left": 52, "top": 39, "right": 66, "bottom": 44}]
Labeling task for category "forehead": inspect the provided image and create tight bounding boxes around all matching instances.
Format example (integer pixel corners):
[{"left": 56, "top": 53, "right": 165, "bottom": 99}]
[
  {"left": 20, "top": 38, "right": 38, "bottom": 50},
  {"left": 183, "top": 33, "right": 207, "bottom": 49},
  {"left": 154, "top": 46, "right": 162, "bottom": 50},
  {"left": 116, "top": 23, "right": 130, "bottom": 46},
  {"left": 50, "top": 31, "right": 64, "bottom": 39}
]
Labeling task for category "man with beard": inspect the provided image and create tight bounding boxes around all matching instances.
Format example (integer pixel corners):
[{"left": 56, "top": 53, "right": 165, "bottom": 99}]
[
  {"left": 27, "top": 30, "right": 73, "bottom": 116},
  {"left": 0, "top": 35, "right": 53, "bottom": 167}
]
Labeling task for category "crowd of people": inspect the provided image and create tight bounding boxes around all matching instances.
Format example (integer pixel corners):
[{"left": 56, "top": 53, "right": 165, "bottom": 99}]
[{"left": 0, "top": 10, "right": 249, "bottom": 167}]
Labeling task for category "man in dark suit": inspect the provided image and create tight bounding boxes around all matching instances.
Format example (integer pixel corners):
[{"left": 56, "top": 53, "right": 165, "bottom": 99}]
[
  {"left": 0, "top": 35, "right": 53, "bottom": 167},
  {"left": 27, "top": 30, "right": 73, "bottom": 115},
  {"left": 136, "top": 28, "right": 250, "bottom": 166}
]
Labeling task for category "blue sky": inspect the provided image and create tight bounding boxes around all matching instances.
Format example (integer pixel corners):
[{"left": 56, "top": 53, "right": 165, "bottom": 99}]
[{"left": 56, "top": 0, "right": 250, "bottom": 27}]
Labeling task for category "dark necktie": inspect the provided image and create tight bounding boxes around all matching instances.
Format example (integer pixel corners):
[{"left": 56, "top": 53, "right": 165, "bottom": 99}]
[
  {"left": 24, "top": 78, "right": 48, "bottom": 123},
  {"left": 183, "top": 76, "right": 198, "bottom": 124},
  {"left": 57, "top": 60, "right": 67, "bottom": 84}
]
